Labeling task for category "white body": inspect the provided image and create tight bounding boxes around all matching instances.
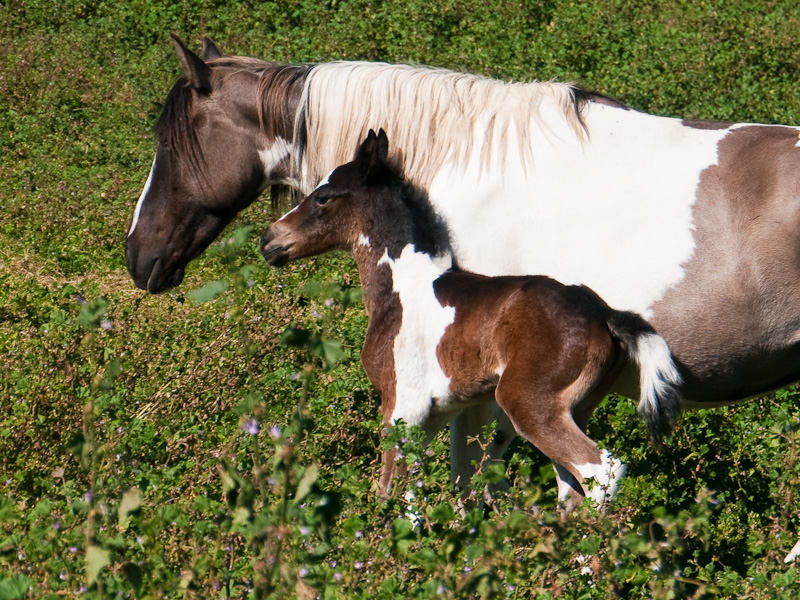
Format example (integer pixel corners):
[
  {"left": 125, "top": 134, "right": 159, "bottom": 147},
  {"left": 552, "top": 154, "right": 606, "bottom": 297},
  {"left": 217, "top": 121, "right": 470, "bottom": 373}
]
[{"left": 427, "top": 102, "right": 733, "bottom": 319}]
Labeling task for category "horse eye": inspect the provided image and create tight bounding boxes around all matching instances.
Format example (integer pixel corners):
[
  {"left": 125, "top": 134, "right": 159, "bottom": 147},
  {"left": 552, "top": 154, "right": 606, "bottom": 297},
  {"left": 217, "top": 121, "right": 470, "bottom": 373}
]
[{"left": 316, "top": 192, "right": 335, "bottom": 206}]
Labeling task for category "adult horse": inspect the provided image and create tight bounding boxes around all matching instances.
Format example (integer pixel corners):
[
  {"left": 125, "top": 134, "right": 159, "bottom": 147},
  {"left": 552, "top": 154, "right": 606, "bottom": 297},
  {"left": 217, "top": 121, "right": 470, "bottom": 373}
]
[{"left": 125, "top": 35, "right": 800, "bottom": 499}]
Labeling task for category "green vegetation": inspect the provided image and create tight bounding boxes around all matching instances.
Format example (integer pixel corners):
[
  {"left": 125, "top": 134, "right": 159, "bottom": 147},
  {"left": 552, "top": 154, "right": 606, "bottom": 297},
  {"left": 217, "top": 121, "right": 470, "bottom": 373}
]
[{"left": 2, "top": 1, "right": 800, "bottom": 597}]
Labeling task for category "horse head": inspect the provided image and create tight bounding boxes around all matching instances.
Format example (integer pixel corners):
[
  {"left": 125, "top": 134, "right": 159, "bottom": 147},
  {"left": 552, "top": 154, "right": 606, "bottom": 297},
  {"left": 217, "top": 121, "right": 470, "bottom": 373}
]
[
  {"left": 260, "top": 129, "right": 394, "bottom": 266},
  {"left": 125, "top": 35, "right": 303, "bottom": 293}
]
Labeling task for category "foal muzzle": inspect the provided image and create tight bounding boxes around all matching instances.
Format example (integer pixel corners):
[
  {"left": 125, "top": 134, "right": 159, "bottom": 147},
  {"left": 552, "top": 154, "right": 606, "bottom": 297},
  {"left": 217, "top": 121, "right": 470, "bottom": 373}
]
[{"left": 260, "top": 226, "right": 291, "bottom": 267}]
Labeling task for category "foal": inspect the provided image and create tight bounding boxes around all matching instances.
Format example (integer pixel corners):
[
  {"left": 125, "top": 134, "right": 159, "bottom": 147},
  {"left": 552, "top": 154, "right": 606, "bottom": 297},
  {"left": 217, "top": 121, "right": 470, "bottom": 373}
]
[{"left": 261, "top": 130, "right": 682, "bottom": 510}]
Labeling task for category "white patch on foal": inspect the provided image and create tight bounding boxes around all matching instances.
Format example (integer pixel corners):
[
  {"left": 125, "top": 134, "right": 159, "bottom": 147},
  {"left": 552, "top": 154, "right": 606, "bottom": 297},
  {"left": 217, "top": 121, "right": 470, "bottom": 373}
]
[
  {"left": 128, "top": 156, "right": 156, "bottom": 237},
  {"left": 357, "top": 233, "right": 370, "bottom": 248},
  {"left": 378, "top": 245, "right": 455, "bottom": 427},
  {"left": 635, "top": 332, "right": 683, "bottom": 419},
  {"left": 575, "top": 449, "right": 627, "bottom": 507}
]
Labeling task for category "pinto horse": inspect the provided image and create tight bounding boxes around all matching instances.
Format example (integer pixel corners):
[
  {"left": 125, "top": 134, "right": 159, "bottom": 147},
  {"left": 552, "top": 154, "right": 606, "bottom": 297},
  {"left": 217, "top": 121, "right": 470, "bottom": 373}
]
[
  {"left": 125, "top": 36, "right": 800, "bottom": 499},
  {"left": 261, "top": 129, "right": 682, "bottom": 508}
]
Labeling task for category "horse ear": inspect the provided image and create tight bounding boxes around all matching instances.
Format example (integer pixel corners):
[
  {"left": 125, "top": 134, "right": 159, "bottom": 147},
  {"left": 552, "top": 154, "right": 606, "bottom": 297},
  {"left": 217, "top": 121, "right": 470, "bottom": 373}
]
[
  {"left": 171, "top": 33, "right": 211, "bottom": 93},
  {"left": 202, "top": 36, "right": 222, "bottom": 60},
  {"left": 355, "top": 130, "right": 379, "bottom": 177}
]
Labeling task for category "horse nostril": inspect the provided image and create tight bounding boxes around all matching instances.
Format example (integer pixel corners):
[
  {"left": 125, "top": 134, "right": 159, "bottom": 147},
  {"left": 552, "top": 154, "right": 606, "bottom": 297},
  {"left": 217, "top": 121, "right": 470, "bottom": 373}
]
[{"left": 259, "top": 228, "right": 275, "bottom": 250}]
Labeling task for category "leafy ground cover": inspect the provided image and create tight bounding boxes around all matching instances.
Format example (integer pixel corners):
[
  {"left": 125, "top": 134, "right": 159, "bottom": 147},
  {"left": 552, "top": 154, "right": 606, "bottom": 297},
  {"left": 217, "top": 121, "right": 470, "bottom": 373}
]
[{"left": 2, "top": 1, "right": 800, "bottom": 598}]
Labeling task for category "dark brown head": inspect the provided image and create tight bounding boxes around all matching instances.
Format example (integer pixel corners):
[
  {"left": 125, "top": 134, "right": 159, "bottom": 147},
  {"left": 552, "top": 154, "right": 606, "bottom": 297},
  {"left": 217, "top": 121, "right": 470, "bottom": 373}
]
[
  {"left": 125, "top": 35, "right": 307, "bottom": 293},
  {"left": 260, "top": 129, "right": 396, "bottom": 267},
  {"left": 261, "top": 129, "right": 449, "bottom": 267}
]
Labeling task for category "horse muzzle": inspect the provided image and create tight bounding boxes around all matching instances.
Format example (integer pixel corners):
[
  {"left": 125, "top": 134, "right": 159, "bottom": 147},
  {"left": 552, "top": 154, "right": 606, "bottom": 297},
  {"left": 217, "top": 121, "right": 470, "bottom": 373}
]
[{"left": 125, "top": 238, "right": 187, "bottom": 294}]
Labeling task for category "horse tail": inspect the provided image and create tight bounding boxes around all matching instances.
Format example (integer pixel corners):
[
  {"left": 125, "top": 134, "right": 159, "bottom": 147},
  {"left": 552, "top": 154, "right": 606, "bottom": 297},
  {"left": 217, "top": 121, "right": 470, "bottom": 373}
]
[{"left": 606, "top": 310, "right": 683, "bottom": 447}]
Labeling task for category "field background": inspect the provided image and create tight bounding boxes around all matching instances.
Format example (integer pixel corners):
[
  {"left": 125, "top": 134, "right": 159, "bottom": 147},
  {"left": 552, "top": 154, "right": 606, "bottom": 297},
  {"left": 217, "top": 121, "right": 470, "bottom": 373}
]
[{"left": 3, "top": 1, "right": 800, "bottom": 598}]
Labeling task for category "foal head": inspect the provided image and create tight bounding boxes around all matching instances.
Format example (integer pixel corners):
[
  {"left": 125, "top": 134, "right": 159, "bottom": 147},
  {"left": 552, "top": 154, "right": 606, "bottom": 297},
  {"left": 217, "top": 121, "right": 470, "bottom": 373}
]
[{"left": 261, "top": 129, "right": 446, "bottom": 266}]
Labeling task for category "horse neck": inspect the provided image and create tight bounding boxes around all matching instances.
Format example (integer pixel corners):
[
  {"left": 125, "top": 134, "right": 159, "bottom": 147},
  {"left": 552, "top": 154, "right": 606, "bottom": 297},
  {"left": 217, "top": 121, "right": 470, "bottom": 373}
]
[
  {"left": 350, "top": 223, "right": 452, "bottom": 320},
  {"left": 246, "top": 62, "right": 310, "bottom": 185}
]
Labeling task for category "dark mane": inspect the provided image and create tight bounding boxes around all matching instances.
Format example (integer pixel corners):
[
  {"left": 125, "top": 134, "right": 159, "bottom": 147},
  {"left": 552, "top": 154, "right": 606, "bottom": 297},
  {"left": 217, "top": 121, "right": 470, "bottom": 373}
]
[
  {"left": 571, "top": 87, "right": 629, "bottom": 118},
  {"left": 381, "top": 159, "right": 451, "bottom": 259},
  {"left": 256, "top": 63, "right": 312, "bottom": 213},
  {"left": 256, "top": 64, "right": 312, "bottom": 141},
  {"left": 154, "top": 78, "right": 207, "bottom": 184}
]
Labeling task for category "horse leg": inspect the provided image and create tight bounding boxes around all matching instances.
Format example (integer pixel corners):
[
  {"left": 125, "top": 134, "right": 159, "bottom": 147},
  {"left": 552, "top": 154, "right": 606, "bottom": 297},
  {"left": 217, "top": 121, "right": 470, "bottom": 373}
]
[
  {"left": 379, "top": 399, "right": 451, "bottom": 493},
  {"left": 449, "top": 398, "right": 515, "bottom": 500}
]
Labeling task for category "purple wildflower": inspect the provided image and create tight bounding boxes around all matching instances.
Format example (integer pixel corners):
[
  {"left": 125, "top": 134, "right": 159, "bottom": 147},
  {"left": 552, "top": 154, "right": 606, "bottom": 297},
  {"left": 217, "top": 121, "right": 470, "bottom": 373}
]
[{"left": 242, "top": 418, "right": 259, "bottom": 436}]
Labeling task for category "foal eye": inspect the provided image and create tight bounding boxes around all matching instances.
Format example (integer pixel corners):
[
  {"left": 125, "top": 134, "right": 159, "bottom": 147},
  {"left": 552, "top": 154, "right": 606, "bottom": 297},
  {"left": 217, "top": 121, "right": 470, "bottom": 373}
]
[{"left": 316, "top": 193, "right": 335, "bottom": 206}]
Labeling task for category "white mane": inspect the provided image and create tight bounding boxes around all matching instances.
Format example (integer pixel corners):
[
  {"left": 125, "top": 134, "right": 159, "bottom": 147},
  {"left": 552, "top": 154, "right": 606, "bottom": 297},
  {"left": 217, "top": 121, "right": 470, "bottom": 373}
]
[{"left": 294, "top": 61, "right": 586, "bottom": 193}]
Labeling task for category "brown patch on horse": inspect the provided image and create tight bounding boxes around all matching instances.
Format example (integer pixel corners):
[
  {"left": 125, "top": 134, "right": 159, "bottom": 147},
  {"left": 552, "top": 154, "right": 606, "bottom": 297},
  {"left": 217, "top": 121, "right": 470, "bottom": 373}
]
[
  {"left": 681, "top": 119, "right": 732, "bottom": 130},
  {"left": 651, "top": 124, "right": 800, "bottom": 400}
]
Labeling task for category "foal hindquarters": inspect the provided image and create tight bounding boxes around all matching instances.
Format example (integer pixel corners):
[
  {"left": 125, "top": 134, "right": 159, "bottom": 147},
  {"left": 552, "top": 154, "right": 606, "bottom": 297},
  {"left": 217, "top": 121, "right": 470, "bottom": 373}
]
[
  {"left": 494, "top": 310, "right": 626, "bottom": 513},
  {"left": 435, "top": 275, "right": 631, "bottom": 513}
]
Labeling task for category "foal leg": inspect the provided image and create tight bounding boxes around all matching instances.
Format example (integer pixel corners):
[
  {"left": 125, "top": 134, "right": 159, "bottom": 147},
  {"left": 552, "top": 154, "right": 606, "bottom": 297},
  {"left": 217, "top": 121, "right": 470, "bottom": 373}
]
[
  {"left": 566, "top": 359, "right": 628, "bottom": 510},
  {"left": 380, "top": 409, "right": 452, "bottom": 526},
  {"left": 494, "top": 371, "right": 611, "bottom": 514},
  {"left": 379, "top": 403, "right": 452, "bottom": 492}
]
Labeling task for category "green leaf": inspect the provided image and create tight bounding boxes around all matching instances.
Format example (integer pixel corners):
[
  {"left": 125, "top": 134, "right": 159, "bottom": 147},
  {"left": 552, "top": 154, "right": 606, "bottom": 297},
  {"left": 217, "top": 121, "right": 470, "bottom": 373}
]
[
  {"left": 481, "top": 461, "right": 506, "bottom": 485},
  {"left": 577, "top": 534, "right": 600, "bottom": 556},
  {"left": 430, "top": 502, "right": 456, "bottom": 525},
  {"left": 295, "top": 463, "right": 319, "bottom": 503},
  {"left": 392, "top": 518, "right": 414, "bottom": 539},
  {"left": 280, "top": 325, "right": 311, "bottom": 348},
  {"left": 187, "top": 279, "right": 229, "bottom": 304},
  {"left": 121, "top": 563, "right": 143, "bottom": 594},
  {"left": 225, "top": 226, "right": 253, "bottom": 252},
  {"left": 86, "top": 545, "right": 111, "bottom": 585},
  {"left": 314, "top": 337, "right": 342, "bottom": 369},
  {"left": 77, "top": 297, "right": 109, "bottom": 330},
  {"left": 300, "top": 279, "right": 322, "bottom": 297},
  {"left": 118, "top": 488, "right": 143, "bottom": 530},
  {"left": 0, "top": 575, "right": 32, "bottom": 600}
]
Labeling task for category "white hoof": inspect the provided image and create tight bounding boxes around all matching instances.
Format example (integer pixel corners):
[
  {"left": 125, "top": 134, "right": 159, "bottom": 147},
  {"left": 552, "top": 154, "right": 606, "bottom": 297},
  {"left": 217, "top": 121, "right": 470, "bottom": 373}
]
[
  {"left": 578, "top": 449, "right": 627, "bottom": 508},
  {"left": 784, "top": 539, "right": 800, "bottom": 563}
]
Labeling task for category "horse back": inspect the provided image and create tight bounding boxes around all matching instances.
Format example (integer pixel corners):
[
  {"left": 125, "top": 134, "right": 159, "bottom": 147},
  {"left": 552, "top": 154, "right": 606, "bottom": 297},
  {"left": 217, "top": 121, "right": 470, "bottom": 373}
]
[{"left": 433, "top": 271, "right": 618, "bottom": 398}]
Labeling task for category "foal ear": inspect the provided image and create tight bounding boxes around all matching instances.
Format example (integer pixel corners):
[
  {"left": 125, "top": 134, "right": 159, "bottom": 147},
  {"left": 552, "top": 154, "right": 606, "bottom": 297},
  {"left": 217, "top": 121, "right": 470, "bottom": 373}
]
[
  {"left": 376, "top": 128, "right": 389, "bottom": 162},
  {"left": 202, "top": 36, "right": 223, "bottom": 60},
  {"left": 171, "top": 33, "right": 212, "bottom": 93},
  {"left": 356, "top": 129, "right": 391, "bottom": 183}
]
